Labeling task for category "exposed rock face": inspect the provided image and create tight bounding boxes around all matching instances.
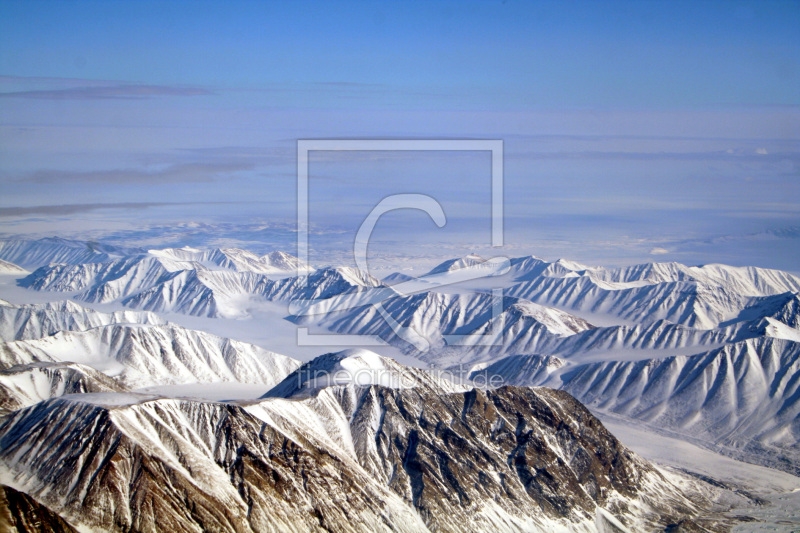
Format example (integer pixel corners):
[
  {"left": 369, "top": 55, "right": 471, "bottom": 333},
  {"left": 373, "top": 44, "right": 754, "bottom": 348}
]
[
  {"left": 0, "top": 383, "right": 721, "bottom": 532},
  {"left": 0, "top": 396, "right": 429, "bottom": 533},
  {"left": 333, "top": 385, "right": 709, "bottom": 532},
  {"left": 0, "top": 485, "right": 78, "bottom": 533}
]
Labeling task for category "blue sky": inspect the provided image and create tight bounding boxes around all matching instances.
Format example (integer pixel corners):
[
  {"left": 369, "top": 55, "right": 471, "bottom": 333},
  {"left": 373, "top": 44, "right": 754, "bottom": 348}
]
[
  {"left": 0, "top": 1, "right": 799, "bottom": 271},
  {"left": 2, "top": 0, "right": 798, "bottom": 108}
]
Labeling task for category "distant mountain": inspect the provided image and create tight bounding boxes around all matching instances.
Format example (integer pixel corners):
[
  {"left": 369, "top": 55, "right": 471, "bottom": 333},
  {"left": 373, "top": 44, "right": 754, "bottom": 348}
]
[
  {"left": 296, "top": 292, "right": 594, "bottom": 361},
  {"left": 0, "top": 361, "right": 128, "bottom": 414},
  {"left": 381, "top": 271, "right": 418, "bottom": 285},
  {"left": 593, "top": 261, "right": 800, "bottom": 296},
  {"left": 121, "top": 265, "right": 382, "bottom": 318},
  {"left": 472, "top": 337, "right": 800, "bottom": 474},
  {"left": 261, "top": 266, "right": 383, "bottom": 301},
  {"left": 0, "top": 259, "right": 27, "bottom": 275},
  {"left": 148, "top": 246, "right": 313, "bottom": 275},
  {"left": 119, "top": 269, "right": 268, "bottom": 318},
  {"left": 0, "top": 299, "right": 165, "bottom": 341},
  {"left": 0, "top": 237, "right": 134, "bottom": 269},
  {"left": 18, "top": 246, "right": 317, "bottom": 318},
  {"left": 424, "top": 253, "right": 487, "bottom": 275}
]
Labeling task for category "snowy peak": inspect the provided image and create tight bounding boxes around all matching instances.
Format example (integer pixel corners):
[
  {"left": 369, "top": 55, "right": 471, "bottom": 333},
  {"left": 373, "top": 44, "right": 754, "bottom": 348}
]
[
  {"left": 381, "top": 271, "right": 418, "bottom": 285},
  {"left": 309, "top": 266, "right": 382, "bottom": 288},
  {"left": 18, "top": 248, "right": 315, "bottom": 318},
  {"left": 263, "top": 266, "right": 383, "bottom": 303},
  {"left": 262, "top": 250, "right": 312, "bottom": 274},
  {"left": 727, "top": 291, "right": 800, "bottom": 330},
  {"left": 425, "top": 253, "right": 487, "bottom": 275},
  {"left": 148, "top": 246, "right": 311, "bottom": 275},
  {"left": 595, "top": 261, "right": 800, "bottom": 296},
  {"left": 264, "top": 349, "right": 461, "bottom": 398},
  {"left": 20, "top": 255, "right": 174, "bottom": 299},
  {"left": 300, "top": 290, "right": 594, "bottom": 359},
  {"left": 507, "top": 300, "right": 594, "bottom": 335}
]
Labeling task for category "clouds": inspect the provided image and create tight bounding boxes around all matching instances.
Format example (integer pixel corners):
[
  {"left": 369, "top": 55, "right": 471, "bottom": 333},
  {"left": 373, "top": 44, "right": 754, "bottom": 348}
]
[
  {"left": 0, "top": 84, "right": 213, "bottom": 100},
  {"left": 16, "top": 161, "right": 254, "bottom": 186},
  {"left": 0, "top": 202, "right": 190, "bottom": 217},
  {"left": 0, "top": 76, "right": 213, "bottom": 100}
]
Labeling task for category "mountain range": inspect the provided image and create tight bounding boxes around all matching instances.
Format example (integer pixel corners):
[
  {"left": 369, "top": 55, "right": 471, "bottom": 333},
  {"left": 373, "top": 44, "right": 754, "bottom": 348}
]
[{"left": 0, "top": 236, "right": 798, "bottom": 530}]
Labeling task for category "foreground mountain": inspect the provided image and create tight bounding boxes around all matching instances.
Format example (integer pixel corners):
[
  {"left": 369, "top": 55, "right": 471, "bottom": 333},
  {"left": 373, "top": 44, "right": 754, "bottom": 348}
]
[
  {"left": 0, "top": 351, "right": 724, "bottom": 532},
  {"left": 0, "top": 485, "right": 77, "bottom": 533}
]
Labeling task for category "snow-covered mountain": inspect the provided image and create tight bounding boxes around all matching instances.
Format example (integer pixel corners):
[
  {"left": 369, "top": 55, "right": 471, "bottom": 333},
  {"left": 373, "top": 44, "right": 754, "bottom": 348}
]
[
  {"left": 119, "top": 269, "right": 270, "bottom": 317},
  {"left": 472, "top": 336, "right": 800, "bottom": 474},
  {"left": 296, "top": 291, "right": 594, "bottom": 361},
  {"left": 501, "top": 257, "right": 800, "bottom": 329},
  {"left": 289, "top": 254, "right": 800, "bottom": 476},
  {"left": 0, "top": 322, "right": 300, "bottom": 390},
  {"left": 0, "top": 299, "right": 165, "bottom": 341},
  {"left": 0, "top": 352, "right": 718, "bottom": 532},
  {"left": 17, "top": 246, "right": 317, "bottom": 318},
  {"left": 0, "top": 237, "right": 132, "bottom": 269},
  {"left": 0, "top": 361, "right": 128, "bottom": 414},
  {"left": 594, "top": 261, "right": 800, "bottom": 296},
  {"left": 3, "top": 243, "right": 799, "bottom": 529},
  {"left": 506, "top": 275, "right": 749, "bottom": 329},
  {"left": 120, "top": 265, "right": 382, "bottom": 318},
  {"left": 148, "top": 246, "right": 313, "bottom": 275},
  {"left": 263, "top": 349, "right": 466, "bottom": 398},
  {"left": 424, "top": 253, "right": 488, "bottom": 275},
  {"left": 262, "top": 266, "right": 382, "bottom": 300},
  {"left": 0, "top": 260, "right": 27, "bottom": 275}
]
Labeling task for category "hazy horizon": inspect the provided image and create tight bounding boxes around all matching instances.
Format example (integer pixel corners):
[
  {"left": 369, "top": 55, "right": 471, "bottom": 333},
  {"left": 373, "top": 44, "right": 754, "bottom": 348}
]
[{"left": 1, "top": 1, "right": 798, "bottom": 272}]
